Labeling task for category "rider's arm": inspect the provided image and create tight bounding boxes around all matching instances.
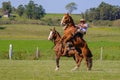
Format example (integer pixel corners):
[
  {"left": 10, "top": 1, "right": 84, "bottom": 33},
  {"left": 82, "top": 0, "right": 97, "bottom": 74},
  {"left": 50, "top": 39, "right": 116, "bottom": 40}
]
[{"left": 81, "top": 23, "right": 88, "bottom": 28}]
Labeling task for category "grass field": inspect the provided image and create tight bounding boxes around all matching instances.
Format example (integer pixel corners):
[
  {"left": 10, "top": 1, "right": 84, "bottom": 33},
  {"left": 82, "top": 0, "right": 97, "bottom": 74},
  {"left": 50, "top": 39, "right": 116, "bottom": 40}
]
[
  {"left": 0, "top": 12, "right": 120, "bottom": 80},
  {"left": 0, "top": 24, "right": 52, "bottom": 40},
  {"left": 42, "top": 13, "right": 81, "bottom": 23},
  {"left": 0, "top": 60, "right": 119, "bottom": 80},
  {"left": 0, "top": 40, "right": 54, "bottom": 59},
  {"left": 0, "top": 24, "right": 120, "bottom": 60},
  {"left": 0, "top": 24, "right": 120, "bottom": 80}
]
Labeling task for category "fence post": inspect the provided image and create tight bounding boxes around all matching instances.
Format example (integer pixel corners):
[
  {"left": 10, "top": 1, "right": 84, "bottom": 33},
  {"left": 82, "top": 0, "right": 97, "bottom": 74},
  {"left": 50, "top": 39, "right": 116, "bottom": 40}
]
[
  {"left": 35, "top": 47, "right": 40, "bottom": 59},
  {"left": 9, "top": 44, "right": 13, "bottom": 60},
  {"left": 100, "top": 47, "right": 103, "bottom": 61}
]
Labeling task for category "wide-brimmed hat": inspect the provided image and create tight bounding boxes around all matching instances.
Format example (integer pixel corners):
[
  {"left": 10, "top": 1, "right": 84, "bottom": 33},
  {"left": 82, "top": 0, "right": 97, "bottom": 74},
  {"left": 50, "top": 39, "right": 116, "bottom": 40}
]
[{"left": 80, "top": 19, "right": 86, "bottom": 22}]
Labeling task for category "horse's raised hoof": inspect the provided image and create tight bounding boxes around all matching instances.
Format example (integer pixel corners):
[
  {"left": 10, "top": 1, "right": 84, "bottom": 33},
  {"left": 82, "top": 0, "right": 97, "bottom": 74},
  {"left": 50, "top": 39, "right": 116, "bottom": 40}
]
[
  {"left": 55, "top": 67, "right": 59, "bottom": 71},
  {"left": 71, "top": 66, "right": 79, "bottom": 71}
]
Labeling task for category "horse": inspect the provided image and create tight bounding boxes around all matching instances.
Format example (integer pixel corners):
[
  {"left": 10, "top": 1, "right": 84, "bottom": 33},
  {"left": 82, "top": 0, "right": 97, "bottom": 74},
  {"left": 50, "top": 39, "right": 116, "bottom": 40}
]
[
  {"left": 48, "top": 27, "right": 83, "bottom": 71},
  {"left": 60, "top": 13, "right": 93, "bottom": 70}
]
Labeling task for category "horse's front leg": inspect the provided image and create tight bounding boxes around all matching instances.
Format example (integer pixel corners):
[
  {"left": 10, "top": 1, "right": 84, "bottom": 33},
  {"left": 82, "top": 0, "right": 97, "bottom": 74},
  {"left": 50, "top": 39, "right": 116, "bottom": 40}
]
[
  {"left": 71, "top": 55, "right": 79, "bottom": 71},
  {"left": 72, "top": 53, "right": 83, "bottom": 71},
  {"left": 55, "top": 55, "right": 60, "bottom": 71}
]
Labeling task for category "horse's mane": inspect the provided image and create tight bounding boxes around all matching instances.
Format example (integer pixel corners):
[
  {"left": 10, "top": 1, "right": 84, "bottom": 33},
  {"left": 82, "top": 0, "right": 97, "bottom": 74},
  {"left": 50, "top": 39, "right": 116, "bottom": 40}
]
[
  {"left": 55, "top": 30, "right": 61, "bottom": 38},
  {"left": 68, "top": 15, "right": 76, "bottom": 27},
  {"left": 53, "top": 30, "right": 62, "bottom": 46},
  {"left": 70, "top": 16, "right": 74, "bottom": 24}
]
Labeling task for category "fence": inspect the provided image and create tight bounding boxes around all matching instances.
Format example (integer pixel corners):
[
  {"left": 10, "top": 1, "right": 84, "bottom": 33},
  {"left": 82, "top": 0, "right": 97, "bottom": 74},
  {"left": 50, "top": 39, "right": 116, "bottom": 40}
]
[{"left": 8, "top": 44, "right": 41, "bottom": 60}]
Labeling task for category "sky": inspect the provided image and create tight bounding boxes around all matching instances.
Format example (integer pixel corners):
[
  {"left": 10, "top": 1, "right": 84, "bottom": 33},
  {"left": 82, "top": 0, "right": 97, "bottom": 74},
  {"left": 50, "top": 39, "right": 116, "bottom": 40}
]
[{"left": 0, "top": 0, "right": 120, "bottom": 14}]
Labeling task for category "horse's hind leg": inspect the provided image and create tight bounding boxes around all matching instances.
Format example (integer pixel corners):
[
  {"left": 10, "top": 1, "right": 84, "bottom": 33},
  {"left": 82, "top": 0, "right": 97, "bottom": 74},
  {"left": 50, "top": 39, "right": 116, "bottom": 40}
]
[
  {"left": 87, "top": 57, "right": 92, "bottom": 70},
  {"left": 82, "top": 48, "right": 93, "bottom": 71},
  {"left": 84, "top": 57, "right": 92, "bottom": 71}
]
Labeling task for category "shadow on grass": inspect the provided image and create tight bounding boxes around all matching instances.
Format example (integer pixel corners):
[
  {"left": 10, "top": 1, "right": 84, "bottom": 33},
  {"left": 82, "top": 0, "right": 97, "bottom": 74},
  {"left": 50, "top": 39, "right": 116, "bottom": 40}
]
[{"left": 0, "top": 26, "right": 6, "bottom": 30}]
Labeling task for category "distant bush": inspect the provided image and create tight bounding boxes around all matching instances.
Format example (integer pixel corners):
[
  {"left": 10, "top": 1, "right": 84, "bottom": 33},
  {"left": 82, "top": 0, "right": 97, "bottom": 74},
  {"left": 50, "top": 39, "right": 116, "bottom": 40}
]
[
  {"left": 0, "top": 19, "right": 11, "bottom": 24},
  {"left": 92, "top": 20, "right": 112, "bottom": 27},
  {"left": 0, "top": 17, "right": 61, "bottom": 26},
  {"left": 113, "top": 19, "right": 120, "bottom": 27},
  {"left": 41, "top": 18, "right": 60, "bottom": 26},
  {"left": 0, "top": 19, "right": 43, "bottom": 25},
  {"left": 89, "top": 19, "right": 120, "bottom": 27}
]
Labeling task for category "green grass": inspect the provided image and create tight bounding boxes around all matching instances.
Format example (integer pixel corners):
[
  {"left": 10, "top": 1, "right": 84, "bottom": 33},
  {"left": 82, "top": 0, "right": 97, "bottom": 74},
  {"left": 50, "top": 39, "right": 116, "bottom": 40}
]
[
  {"left": 0, "top": 40, "right": 120, "bottom": 60},
  {"left": 42, "top": 14, "right": 81, "bottom": 22},
  {"left": 0, "top": 24, "right": 120, "bottom": 80},
  {"left": 88, "top": 41, "right": 120, "bottom": 60},
  {"left": 0, "top": 40, "right": 54, "bottom": 60},
  {"left": 42, "top": 13, "right": 81, "bottom": 23},
  {"left": 0, "top": 24, "right": 63, "bottom": 40},
  {"left": 0, "top": 60, "right": 119, "bottom": 80},
  {"left": 0, "top": 24, "right": 120, "bottom": 60},
  {"left": 0, "top": 24, "right": 52, "bottom": 39},
  {"left": 85, "top": 27, "right": 120, "bottom": 42}
]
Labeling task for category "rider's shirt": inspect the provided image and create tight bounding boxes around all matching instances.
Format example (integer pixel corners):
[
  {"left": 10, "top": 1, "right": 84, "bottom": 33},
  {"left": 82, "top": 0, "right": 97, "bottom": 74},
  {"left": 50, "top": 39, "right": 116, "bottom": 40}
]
[
  {"left": 77, "top": 23, "right": 88, "bottom": 32},
  {"left": 75, "top": 23, "right": 88, "bottom": 35}
]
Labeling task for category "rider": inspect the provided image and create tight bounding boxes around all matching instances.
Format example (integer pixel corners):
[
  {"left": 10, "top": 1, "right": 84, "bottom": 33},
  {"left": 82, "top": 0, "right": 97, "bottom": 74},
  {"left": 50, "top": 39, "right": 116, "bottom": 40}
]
[{"left": 75, "top": 19, "right": 88, "bottom": 38}]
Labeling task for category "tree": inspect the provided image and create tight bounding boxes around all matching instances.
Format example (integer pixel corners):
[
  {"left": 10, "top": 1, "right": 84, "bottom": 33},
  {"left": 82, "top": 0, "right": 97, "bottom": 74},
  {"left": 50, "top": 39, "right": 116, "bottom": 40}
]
[
  {"left": 98, "top": 2, "right": 112, "bottom": 20},
  {"left": 2, "top": 1, "right": 12, "bottom": 16},
  {"left": 17, "top": 5, "right": 25, "bottom": 17},
  {"left": 33, "top": 5, "right": 45, "bottom": 19},
  {"left": 65, "top": 2, "right": 77, "bottom": 14},
  {"left": 25, "top": 0, "right": 45, "bottom": 19},
  {"left": 83, "top": 1, "right": 120, "bottom": 21},
  {"left": 25, "top": 0, "right": 35, "bottom": 19}
]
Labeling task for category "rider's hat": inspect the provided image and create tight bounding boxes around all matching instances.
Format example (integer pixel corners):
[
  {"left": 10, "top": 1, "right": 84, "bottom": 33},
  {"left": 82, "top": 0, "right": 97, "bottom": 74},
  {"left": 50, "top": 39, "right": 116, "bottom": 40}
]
[{"left": 80, "top": 19, "right": 86, "bottom": 22}]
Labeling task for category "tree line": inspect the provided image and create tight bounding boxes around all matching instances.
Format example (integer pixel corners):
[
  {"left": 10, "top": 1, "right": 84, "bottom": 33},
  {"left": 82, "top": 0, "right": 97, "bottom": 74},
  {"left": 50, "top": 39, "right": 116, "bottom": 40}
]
[
  {"left": 81, "top": 2, "right": 120, "bottom": 21},
  {"left": 1, "top": 0, "right": 46, "bottom": 19}
]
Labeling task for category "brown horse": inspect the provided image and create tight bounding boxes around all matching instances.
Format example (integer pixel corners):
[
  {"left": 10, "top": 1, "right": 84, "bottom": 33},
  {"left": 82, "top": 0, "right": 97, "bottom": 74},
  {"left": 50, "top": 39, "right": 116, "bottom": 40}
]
[
  {"left": 48, "top": 28, "right": 83, "bottom": 71},
  {"left": 61, "top": 13, "right": 93, "bottom": 70}
]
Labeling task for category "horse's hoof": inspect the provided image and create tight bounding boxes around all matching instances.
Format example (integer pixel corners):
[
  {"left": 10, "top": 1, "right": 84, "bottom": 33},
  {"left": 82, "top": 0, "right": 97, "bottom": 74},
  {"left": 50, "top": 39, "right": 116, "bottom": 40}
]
[
  {"left": 71, "top": 66, "right": 79, "bottom": 71},
  {"left": 55, "top": 68, "right": 59, "bottom": 71}
]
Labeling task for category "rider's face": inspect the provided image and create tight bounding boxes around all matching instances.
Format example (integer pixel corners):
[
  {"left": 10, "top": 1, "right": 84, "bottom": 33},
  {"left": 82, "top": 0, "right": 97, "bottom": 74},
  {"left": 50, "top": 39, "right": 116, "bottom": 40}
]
[{"left": 80, "top": 21, "right": 85, "bottom": 24}]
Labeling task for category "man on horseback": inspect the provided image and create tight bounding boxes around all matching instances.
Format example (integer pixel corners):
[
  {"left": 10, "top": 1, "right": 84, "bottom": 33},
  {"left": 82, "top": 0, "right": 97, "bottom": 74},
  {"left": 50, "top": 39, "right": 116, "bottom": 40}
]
[
  {"left": 75, "top": 19, "right": 88, "bottom": 38},
  {"left": 64, "top": 19, "right": 88, "bottom": 52}
]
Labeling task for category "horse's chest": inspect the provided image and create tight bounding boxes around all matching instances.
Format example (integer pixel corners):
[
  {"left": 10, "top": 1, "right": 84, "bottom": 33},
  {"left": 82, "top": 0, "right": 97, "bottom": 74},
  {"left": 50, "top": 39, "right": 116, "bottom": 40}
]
[
  {"left": 53, "top": 44, "right": 61, "bottom": 52},
  {"left": 64, "top": 28, "right": 75, "bottom": 34}
]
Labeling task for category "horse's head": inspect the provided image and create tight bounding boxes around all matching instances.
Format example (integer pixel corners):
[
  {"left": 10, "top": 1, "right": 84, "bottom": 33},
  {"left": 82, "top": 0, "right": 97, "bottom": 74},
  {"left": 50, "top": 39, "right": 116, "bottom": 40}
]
[
  {"left": 61, "top": 13, "right": 74, "bottom": 26},
  {"left": 48, "top": 27, "right": 61, "bottom": 41}
]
